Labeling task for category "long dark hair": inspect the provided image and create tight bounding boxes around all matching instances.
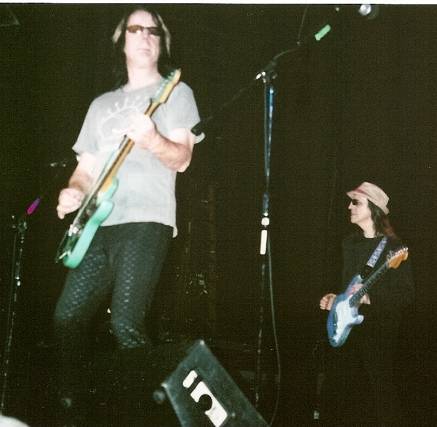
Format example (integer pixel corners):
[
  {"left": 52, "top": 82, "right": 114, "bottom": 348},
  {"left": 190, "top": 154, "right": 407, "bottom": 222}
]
[
  {"left": 368, "top": 200, "right": 398, "bottom": 239},
  {"left": 111, "top": 6, "right": 173, "bottom": 88}
]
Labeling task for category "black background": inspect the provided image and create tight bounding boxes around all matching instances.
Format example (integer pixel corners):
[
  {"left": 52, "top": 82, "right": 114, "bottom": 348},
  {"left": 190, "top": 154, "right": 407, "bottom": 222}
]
[{"left": 1, "top": 4, "right": 436, "bottom": 426}]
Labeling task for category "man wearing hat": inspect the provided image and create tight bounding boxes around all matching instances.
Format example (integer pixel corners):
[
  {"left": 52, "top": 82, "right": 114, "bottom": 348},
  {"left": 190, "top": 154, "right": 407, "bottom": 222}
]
[{"left": 319, "top": 182, "right": 414, "bottom": 426}]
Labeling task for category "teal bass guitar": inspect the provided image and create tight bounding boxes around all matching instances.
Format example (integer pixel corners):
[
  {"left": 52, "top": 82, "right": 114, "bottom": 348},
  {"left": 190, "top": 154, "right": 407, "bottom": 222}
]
[{"left": 55, "top": 69, "right": 181, "bottom": 268}]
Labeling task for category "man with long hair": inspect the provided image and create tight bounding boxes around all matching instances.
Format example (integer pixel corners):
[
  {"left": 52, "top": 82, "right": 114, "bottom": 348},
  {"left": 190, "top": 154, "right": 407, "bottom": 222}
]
[
  {"left": 54, "top": 6, "right": 203, "bottom": 426},
  {"left": 320, "top": 182, "right": 414, "bottom": 426}
]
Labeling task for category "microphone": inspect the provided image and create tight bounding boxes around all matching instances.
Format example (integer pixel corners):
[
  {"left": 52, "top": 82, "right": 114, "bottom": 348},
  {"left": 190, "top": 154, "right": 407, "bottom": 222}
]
[
  {"left": 357, "top": 4, "right": 380, "bottom": 20},
  {"left": 335, "top": 4, "right": 380, "bottom": 20},
  {"left": 26, "top": 197, "right": 41, "bottom": 215}
]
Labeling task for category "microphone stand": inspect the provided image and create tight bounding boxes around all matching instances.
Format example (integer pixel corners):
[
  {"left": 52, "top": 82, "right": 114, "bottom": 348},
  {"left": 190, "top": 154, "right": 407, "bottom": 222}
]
[
  {"left": 253, "top": 62, "right": 275, "bottom": 408},
  {"left": 0, "top": 207, "right": 33, "bottom": 413},
  {"left": 190, "top": 18, "right": 333, "bottom": 412},
  {"left": 252, "top": 22, "right": 333, "bottom": 413},
  {"left": 0, "top": 161, "right": 68, "bottom": 414}
]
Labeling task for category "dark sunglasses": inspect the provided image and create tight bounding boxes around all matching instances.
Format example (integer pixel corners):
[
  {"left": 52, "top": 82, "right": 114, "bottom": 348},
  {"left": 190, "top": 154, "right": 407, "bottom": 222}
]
[{"left": 126, "top": 25, "right": 161, "bottom": 37}]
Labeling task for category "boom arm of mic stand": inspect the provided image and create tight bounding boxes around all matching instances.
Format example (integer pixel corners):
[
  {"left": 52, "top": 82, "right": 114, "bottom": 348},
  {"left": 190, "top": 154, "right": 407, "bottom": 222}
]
[
  {"left": 191, "top": 59, "right": 280, "bottom": 137},
  {"left": 191, "top": 77, "right": 259, "bottom": 136},
  {"left": 191, "top": 22, "right": 331, "bottom": 136}
]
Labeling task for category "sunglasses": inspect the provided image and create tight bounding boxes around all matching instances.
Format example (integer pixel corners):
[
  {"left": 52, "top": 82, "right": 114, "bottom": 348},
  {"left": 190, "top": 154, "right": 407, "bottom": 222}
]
[{"left": 126, "top": 25, "right": 161, "bottom": 37}]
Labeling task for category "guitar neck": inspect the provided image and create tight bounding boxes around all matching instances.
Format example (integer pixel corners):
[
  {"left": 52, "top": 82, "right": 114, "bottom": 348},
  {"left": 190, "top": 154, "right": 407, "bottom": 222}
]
[
  {"left": 349, "top": 261, "right": 389, "bottom": 306},
  {"left": 89, "top": 69, "right": 181, "bottom": 197},
  {"left": 96, "top": 99, "right": 162, "bottom": 192}
]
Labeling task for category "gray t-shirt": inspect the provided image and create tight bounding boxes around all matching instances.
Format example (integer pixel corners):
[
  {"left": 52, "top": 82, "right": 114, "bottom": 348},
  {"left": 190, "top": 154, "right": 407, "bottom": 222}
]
[{"left": 73, "top": 80, "right": 203, "bottom": 235}]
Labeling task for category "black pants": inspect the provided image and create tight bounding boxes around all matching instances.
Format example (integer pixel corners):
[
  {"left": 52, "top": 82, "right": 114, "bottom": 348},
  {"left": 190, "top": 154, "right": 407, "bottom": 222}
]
[
  {"left": 53, "top": 222, "right": 172, "bottom": 423},
  {"left": 321, "top": 319, "right": 401, "bottom": 427}
]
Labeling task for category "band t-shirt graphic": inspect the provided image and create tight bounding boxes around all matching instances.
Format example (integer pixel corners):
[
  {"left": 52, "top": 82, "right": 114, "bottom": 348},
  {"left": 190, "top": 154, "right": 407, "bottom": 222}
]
[{"left": 73, "top": 80, "right": 203, "bottom": 235}]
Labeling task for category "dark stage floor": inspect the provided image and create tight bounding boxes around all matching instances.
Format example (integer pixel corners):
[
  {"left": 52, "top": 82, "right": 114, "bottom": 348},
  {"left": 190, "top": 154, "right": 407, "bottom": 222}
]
[{"left": 1, "top": 320, "right": 431, "bottom": 427}]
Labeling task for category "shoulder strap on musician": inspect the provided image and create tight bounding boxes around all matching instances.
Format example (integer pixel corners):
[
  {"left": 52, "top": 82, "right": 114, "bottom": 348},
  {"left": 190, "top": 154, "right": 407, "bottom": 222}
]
[{"left": 359, "top": 236, "right": 388, "bottom": 279}]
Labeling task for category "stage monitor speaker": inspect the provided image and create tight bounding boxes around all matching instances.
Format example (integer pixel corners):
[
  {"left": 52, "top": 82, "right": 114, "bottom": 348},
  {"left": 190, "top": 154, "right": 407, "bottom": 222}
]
[{"left": 149, "top": 339, "right": 268, "bottom": 427}]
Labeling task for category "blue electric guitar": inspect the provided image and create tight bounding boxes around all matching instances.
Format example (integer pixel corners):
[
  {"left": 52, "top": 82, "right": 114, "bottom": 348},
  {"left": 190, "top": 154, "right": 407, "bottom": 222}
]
[
  {"left": 55, "top": 69, "right": 181, "bottom": 268},
  {"left": 326, "top": 246, "right": 408, "bottom": 348}
]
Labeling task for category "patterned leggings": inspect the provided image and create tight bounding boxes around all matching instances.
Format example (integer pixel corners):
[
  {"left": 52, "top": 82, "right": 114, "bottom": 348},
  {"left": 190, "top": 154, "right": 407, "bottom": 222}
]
[{"left": 53, "top": 222, "right": 172, "bottom": 396}]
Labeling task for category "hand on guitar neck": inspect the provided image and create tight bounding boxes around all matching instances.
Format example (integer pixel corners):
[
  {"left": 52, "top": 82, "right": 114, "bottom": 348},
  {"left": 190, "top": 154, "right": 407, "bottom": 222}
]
[
  {"left": 319, "top": 285, "right": 370, "bottom": 311},
  {"left": 127, "top": 111, "right": 195, "bottom": 172},
  {"left": 126, "top": 113, "right": 161, "bottom": 151},
  {"left": 347, "top": 284, "right": 371, "bottom": 305}
]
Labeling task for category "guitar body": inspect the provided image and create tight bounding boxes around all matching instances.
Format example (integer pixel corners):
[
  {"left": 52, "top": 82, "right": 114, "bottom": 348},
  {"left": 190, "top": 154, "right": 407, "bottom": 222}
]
[
  {"left": 327, "top": 276, "right": 364, "bottom": 348},
  {"left": 58, "top": 180, "right": 118, "bottom": 268},
  {"left": 326, "top": 247, "right": 408, "bottom": 348}
]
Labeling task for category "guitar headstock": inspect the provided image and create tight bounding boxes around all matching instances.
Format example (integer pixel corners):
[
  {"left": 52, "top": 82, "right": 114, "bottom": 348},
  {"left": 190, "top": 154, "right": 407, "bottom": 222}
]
[
  {"left": 153, "top": 68, "right": 181, "bottom": 105},
  {"left": 387, "top": 246, "right": 408, "bottom": 269}
]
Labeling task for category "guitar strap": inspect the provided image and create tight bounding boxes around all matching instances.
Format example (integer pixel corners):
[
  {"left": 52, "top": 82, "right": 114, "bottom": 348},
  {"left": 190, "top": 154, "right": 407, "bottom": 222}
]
[{"left": 359, "top": 236, "right": 388, "bottom": 279}]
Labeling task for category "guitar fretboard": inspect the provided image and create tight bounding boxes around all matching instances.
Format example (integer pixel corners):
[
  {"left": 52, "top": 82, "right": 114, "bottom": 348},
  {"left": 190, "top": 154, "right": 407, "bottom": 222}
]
[{"left": 349, "top": 262, "right": 388, "bottom": 307}]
